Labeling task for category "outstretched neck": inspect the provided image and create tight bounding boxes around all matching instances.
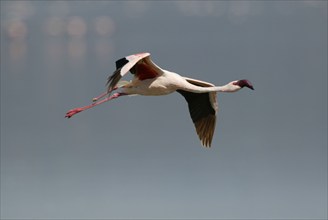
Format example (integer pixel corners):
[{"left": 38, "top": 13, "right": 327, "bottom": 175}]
[{"left": 181, "top": 81, "right": 239, "bottom": 93}]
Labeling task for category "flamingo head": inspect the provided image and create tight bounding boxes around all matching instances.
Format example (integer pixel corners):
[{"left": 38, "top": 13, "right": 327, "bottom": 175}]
[{"left": 232, "top": 79, "right": 254, "bottom": 90}]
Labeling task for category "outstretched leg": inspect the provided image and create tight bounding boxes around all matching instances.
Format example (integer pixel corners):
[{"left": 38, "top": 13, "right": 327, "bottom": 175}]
[
  {"left": 92, "top": 92, "right": 108, "bottom": 102},
  {"left": 65, "top": 92, "right": 127, "bottom": 118}
]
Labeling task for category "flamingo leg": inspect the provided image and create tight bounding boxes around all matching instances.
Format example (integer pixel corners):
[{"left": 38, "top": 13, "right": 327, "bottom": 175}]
[
  {"left": 92, "top": 81, "right": 130, "bottom": 102},
  {"left": 65, "top": 92, "right": 127, "bottom": 118},
  {"left": 92, "top": 85, "right": 120, "bottom": 102},
  {"left": 92, "top": 92, "right": 108, "bottom": 102}
]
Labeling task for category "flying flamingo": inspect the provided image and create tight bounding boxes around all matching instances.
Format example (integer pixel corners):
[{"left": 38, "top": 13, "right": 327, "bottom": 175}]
[{"left": 65, "top": 52, "right": 254, "bottom": 147}]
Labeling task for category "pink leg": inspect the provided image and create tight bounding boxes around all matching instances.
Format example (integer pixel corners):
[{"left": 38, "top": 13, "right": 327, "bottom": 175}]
[
  {"left": 91, "top": 86, "right": 119, "bottom": 102},
  {"left": 65, "top": 92, "right": 126, "bottom": 118},
  {"left": 92, "top": 92, "right": 108, "bottom": 102}
]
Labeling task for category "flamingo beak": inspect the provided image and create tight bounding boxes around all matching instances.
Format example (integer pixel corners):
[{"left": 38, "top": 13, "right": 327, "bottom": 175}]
[{"left": 237, "top": 79, "right": 254, "bottom": 90}]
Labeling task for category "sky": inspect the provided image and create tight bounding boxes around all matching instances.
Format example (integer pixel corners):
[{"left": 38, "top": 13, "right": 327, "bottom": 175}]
[{"left": 1, "top": 1, "right": 327, "bottom": 219}]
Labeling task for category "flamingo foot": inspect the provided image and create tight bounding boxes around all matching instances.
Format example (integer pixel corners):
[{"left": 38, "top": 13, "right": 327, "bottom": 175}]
[
  {"left": 65, "top": 108, "right": 84, "bottom": 118},
  {"left": 65, "top": 92, "right": 127, "bottom": 119}
]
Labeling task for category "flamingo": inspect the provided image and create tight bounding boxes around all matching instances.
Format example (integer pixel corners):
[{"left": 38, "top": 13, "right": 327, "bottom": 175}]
[{"left": 65, "top": 52, "right": 254, "bottom": 147}]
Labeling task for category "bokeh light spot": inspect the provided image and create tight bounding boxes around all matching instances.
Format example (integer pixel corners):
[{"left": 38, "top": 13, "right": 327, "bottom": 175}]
[
  {"left": 67, "top": 16, "right": 87, "bottom": 38},
  {"left": 6, "top": 19, "right": 28, "bottom": 40},
  {"left": 94, "top": 16, "right": 116, "bottom": 37}
]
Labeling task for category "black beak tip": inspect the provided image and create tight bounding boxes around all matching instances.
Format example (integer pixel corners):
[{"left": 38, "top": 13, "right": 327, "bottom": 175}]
[{"left": 238, "top": 79, "right": 254, "bottom": 90}]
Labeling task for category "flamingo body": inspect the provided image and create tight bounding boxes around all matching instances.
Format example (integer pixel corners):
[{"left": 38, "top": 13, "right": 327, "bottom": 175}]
[{"left": 66, "top": 52, "right": 254, "bottom": 147}]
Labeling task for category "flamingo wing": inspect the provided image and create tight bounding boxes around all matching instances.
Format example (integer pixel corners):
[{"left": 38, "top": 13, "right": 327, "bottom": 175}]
[
  {"left": 107, "top": 52, "right": 163, "bottom": 93},
  {"left": 177, "top": 78, "right": 218, "bottom": 147}
]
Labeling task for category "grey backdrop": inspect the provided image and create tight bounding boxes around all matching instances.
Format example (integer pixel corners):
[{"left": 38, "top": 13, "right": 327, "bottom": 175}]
[{"left": 1, "top": 1, "right": 327, "bottom": 219}]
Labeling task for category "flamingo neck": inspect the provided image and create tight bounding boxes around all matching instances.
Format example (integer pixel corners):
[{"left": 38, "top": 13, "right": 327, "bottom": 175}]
[{"left": 181, "top": 81, "right": 238, "bottom": 93}]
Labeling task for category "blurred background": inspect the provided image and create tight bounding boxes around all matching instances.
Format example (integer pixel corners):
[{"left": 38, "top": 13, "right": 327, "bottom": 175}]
[{"left": 1, "top": 1, "right": 327, "bottom": 219}]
